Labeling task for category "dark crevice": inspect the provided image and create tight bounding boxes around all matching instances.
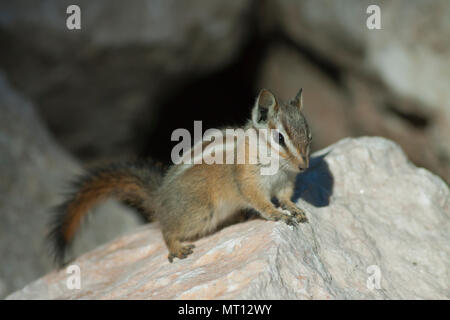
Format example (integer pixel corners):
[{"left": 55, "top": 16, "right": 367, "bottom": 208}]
[
  {"left": 271, "top": 30, "right": 343, "bottom": 87},
  {"left": 385, "top": 103, "right": 430, "bottom": 129}
]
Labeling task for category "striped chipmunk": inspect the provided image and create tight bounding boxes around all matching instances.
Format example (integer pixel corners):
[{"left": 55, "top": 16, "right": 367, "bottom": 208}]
[{"left": 48, "top": 88, "right": 312, "bottom": 263}]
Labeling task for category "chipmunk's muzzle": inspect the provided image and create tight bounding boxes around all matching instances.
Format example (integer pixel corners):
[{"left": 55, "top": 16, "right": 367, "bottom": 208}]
[{"left": 298, "top": 156, "right": 309, "bottom": 172}]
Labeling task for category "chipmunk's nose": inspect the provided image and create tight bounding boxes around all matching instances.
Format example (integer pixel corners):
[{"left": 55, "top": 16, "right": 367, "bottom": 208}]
[{"left": 299, "top": 157, "right": 309, "bottom": 172}]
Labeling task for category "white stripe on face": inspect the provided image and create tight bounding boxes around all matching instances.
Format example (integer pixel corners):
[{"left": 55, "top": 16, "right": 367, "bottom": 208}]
[{"left": 276, "top": 122, "right": 301, "bottom": 159}]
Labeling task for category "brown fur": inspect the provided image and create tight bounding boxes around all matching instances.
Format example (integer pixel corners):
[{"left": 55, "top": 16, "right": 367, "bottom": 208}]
[{"left": 63, "top": 172, "right": 149, "bottom": 241}]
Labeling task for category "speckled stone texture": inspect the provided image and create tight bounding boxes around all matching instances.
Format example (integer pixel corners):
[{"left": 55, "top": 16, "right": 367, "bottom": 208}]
[{"left": 7, "top": 137, "right": 449, "bottom": 299}]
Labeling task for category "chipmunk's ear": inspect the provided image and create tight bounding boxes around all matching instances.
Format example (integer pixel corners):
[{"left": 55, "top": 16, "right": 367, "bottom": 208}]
[
  {"left": 291, "top": 88, "right": 304, "bottom": 111},
  {"left": 252, "top": 89, "right": 278, "bottom": 127}
]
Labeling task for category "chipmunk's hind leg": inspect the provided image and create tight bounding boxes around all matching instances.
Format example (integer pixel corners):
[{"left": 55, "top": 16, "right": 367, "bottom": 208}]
[
  {"left": 163, "top": 231, "right": 195, "bottom": 263},
  {"left": 158, "top": 195, "right": 216, "bottom": 262}
]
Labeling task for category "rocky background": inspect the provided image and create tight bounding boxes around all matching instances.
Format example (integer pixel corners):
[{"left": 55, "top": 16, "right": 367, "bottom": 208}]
[{"left": 0, "top": 0, "right": 449, "bottom": 298}]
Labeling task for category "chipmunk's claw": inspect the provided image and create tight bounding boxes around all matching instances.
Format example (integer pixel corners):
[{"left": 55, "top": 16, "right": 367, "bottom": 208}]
[{"left": 292, "top": 211, "right": 308, "bottom": 223}]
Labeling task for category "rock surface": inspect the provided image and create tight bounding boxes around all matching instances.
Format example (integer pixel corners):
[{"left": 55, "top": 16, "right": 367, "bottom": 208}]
[
  {"left": 0, "top": 72, "right": 141, "bottom": 298},
  {"left": 7, "top": 137, "right": 449, "bottom": 299}
]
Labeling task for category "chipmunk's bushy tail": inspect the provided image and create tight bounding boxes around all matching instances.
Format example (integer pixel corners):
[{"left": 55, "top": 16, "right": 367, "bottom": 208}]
[{"left": 47, "top": 159, "right": 165, "bottom": 266}]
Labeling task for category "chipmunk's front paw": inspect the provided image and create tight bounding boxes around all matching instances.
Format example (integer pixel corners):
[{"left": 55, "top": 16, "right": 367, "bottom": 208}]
[
  {"left": 291, "top": 209, "right": 308, "bottom": 223},
  {"left": 275, "top": 209, "right": 300, "bottom": 227},
  {"left": 168, "top": 244, "right": 195, "bottom": 263},
  {"left": 283, "top": 215, "right": 300, "bottom": 227},
  {"left": 281, "top": 206, "right": 308, "bottom": 224}
]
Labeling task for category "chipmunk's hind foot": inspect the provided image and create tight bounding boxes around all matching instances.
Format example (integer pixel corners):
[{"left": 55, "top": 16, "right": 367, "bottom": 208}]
[{"left": 168, "top": 244, "right": 195, "bottom": 263}]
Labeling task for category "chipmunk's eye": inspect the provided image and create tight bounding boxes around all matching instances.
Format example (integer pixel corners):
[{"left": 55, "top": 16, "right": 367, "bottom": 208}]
[{"left": 272, "top": 130, "right": 285, "bottom": 147}]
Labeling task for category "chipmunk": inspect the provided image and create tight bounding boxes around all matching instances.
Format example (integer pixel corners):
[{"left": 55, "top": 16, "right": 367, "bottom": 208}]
[{"left": 48, "top": 88, "right": 312, "bottom": 263}]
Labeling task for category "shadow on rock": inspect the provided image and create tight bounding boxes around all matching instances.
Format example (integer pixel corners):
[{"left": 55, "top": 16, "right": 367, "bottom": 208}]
[{"left": 292, "top": 153, "right": 334, "bottom": 207}]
